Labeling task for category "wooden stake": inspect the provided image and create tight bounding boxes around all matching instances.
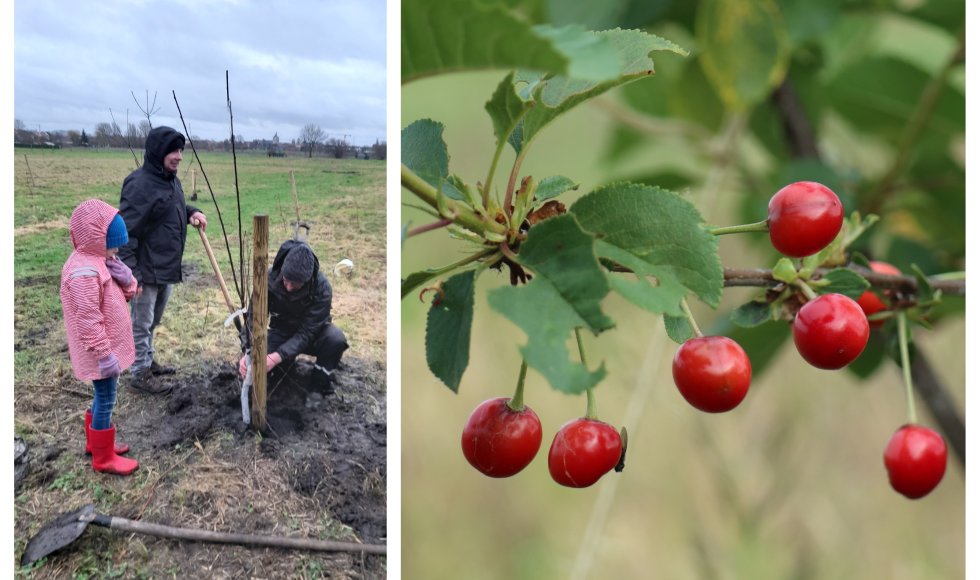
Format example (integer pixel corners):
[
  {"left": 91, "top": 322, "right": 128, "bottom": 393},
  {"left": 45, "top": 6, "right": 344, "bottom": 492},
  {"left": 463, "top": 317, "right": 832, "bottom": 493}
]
[{"left": 250, "top": 215, "right": 269, "bottom": 430}]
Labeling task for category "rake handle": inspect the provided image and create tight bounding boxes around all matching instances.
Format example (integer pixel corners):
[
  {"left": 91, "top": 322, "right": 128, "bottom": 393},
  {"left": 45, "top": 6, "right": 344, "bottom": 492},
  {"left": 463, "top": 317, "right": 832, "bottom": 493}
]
[{"left": 92, "top": 513, "right": 386, "bottom": 555}]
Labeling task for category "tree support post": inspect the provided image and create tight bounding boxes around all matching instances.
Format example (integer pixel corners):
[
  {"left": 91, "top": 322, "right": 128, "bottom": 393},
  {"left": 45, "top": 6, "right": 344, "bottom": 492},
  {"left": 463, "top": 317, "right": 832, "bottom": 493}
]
[{"left": 250, "top": 214, "right": 269, "bottom": 430}]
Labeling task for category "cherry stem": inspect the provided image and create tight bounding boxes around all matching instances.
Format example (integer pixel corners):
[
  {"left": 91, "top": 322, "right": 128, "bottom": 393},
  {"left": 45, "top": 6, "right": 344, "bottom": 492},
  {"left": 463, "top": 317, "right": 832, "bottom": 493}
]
[
  {"left": 405, "top": 218, "right": 453, "bottom": 238},
  {"left": 575, "top": 328, "right": 599, "bottom": 420},
  {"left": 897, "top": 311, "right": 918, "bottom": 425},
  {"left": 679, "top": 297, "right": 704, "bottom": 338},
  {"left": 706, "top": 219, "right": 769, "bottom": 236},
  {"left": 793, "top": 279, "right": 818, "bottom": 301},
  {"left": 507, "top": 359, "right": 529, "bottom": 412}
]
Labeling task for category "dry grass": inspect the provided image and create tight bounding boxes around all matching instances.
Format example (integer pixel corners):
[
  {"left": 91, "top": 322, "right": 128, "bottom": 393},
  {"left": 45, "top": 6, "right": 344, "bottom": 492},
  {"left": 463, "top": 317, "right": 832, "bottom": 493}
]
[{"left": 14, "top": 150, "right": 387, "bottom": 578}]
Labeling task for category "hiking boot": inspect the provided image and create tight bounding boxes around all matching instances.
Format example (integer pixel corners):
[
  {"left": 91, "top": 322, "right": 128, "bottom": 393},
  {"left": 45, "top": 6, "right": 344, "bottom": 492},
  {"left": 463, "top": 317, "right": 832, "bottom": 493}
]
[
  {"left": 150, "top": 360, "right": 177, "bottom": 375},
  {"left": 129, "top": 369, "right": 173, "bottom": 395}
]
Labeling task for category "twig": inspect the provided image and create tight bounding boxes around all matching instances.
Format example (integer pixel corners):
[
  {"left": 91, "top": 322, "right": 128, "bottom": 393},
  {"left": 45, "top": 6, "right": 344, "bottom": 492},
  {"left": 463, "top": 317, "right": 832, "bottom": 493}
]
[
  {"left": 909, "top": 347, "right": 965, "bottom": 466},
  {"left": 23, "top": 154, "right": 37, "bottom": 195},
  {"left": 110, "top": 107, "right": 140, "bottom": 168},
  {"left": 172, "top": 91, "right": 245, "bottom": 309},
  {"left": 227, "top": 70, "right": 246, "bottom": 308},
  {"left": 864, "top": 28, "right": 965, "bottom": 214}
]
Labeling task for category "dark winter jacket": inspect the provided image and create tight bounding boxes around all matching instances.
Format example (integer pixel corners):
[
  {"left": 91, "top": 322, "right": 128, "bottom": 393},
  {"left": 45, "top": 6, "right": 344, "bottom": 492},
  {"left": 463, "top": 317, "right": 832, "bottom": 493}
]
[
  {"left": 117, "top": 126, "right": 200, "bottom": 285},
  {"left": 260, "top": 240, "right": 334, "bottom": 360}
]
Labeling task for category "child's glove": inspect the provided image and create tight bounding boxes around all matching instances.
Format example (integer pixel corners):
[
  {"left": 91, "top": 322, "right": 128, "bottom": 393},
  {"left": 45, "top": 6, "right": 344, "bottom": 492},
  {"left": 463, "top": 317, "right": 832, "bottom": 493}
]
[
  {"left": 105, "top": 258, "right": 133, "bottom": 287},
  {"left": 239, "top": 355, "right": 248, "bottom": 378},
  {"left": 98, "top": 353, "right": 121, "bottom": 378}
]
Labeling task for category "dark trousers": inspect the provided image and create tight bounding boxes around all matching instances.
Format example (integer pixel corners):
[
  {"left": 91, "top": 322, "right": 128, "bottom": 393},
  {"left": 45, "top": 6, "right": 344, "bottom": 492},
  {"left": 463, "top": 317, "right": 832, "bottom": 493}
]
[{"left": 268, "top": 324, "right": 349, "bottom": 379}]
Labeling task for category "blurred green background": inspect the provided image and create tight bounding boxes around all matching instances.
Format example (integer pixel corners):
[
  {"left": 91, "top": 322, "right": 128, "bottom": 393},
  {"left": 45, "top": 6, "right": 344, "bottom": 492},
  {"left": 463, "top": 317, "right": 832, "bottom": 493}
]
[{"left": 401, "top": 1, "right": 965, "bottom": 578}]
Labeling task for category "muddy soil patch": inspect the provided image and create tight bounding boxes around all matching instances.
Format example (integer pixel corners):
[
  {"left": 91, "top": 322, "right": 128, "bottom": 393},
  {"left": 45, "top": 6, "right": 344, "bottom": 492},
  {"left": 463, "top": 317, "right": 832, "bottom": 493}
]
[{"left": 118, "top": 355, "right": 387, "bottom": 544}]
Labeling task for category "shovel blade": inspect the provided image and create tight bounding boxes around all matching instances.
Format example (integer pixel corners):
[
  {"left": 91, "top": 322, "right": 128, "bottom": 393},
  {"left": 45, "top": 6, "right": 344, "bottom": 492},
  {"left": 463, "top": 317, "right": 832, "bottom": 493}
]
[{"left": 20, "top": 504, "right": 95, "bottom": 567}]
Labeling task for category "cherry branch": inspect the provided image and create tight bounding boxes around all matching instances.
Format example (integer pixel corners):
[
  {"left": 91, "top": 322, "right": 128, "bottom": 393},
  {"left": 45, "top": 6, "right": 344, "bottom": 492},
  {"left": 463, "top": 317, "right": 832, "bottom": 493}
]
[{"left": 721, "top": 267, "right": 965, "bottom": 297}]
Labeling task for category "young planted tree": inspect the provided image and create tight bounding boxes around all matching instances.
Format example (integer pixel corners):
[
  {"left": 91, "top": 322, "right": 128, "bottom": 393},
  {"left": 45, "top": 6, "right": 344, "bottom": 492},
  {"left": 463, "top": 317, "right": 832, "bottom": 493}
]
[{"left": 402, "top": 1, "right": 964, "bottom": 574}]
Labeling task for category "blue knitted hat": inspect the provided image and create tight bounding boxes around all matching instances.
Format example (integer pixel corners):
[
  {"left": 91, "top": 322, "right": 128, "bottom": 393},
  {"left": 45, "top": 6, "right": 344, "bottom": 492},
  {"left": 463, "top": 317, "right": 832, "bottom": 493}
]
[{"left": 106, "top": 213, "right": 129, "bottom": 248}]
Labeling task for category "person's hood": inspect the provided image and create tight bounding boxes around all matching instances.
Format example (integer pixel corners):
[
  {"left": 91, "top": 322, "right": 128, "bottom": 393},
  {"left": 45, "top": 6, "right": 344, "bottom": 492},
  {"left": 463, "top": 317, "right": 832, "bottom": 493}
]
[
  {"left": 70, "top": 199, "right": 120, "bottom": 257},
  {"left": 143, "top": 126, "right": 185, "bottom": 176}
]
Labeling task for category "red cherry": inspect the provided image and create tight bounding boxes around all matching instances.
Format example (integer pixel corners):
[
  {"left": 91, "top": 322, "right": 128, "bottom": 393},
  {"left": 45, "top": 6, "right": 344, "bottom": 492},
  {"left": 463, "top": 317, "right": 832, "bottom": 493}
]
[
  {"left": 767, "top": 181, "right": 844, "bottom": 257},
  {"left": 672, "top": 336, "right": 752, "bottom": 413},
  {"left": 792, "top": 293, "right": 869, "bottom": 369},
  {"left": 548, "top": 418, "right": 622, "bottom": 488},
  {"left": 884, "top": 424, "right": 947, "bottom": 499},
  {"left": 461, "top": 397, "right": 542, "bottom": 478},
  {"left": 856, "top": 261, "right": 902, "bottom": 328}
]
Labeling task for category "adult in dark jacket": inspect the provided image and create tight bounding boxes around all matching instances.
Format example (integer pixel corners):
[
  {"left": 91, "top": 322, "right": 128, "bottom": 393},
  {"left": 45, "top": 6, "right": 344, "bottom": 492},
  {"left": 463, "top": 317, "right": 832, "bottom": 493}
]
[
  {"left": 238, "top": 240, "right": 348, "bottom": 392},
  {"left": 119, "top": 126, "right": 208, "bottom": 395}
]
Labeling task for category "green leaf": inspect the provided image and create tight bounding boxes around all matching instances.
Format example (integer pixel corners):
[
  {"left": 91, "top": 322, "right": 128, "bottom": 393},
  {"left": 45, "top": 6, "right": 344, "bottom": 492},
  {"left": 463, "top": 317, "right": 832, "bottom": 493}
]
[
  {"left": 731, "top": 299, "right": 772, "bottom": 328},
  {"left": 488, "top": 282, "right": 607, "bottom": 394},
  {"left": 402, "top": 0, "right": 621, "bottom": 83},
  {"left": 535, "top": 175, "right": 579, "bottom": 201},
  {"left": 401, "top": 119, "right": 465, "bottom": 200},
  {"left": 402, "top": 269, "right": 443, "bottom": 300},
  {"left": 664, "top": 313, "right": 693, "bottom": 344},
  {"left": 425, "top": 271, "right": 476, "bottom": 392},
  {"left": 817, "top": 268, "right": 870, "bottom": 300},
  {"left": 696, "top": 0, "right": 791, "bottom": 111},
  {"left": 826, "top": 57, "right": 964, "bottom": 142},
  {"left": 514, "top": 214, "right": 614, "bottom": 333},
  {"left": 485, "top": 72, "right": 536, "bottom": 156},
  {"left": 595, "top": 240, "right": 686, "bottom": 317},
  {"left": 571, "top": 183, "right": 723, "bottom": 307},
  {"left": 510, "top": 28, "right": 688, "bottom": 153}
]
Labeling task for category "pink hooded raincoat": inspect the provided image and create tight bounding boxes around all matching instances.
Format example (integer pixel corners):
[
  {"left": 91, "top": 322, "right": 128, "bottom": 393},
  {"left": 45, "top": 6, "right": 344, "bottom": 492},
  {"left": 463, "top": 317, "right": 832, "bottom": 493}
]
[{"left": 61, "top": 199, "right": 138, "bottom": 381}]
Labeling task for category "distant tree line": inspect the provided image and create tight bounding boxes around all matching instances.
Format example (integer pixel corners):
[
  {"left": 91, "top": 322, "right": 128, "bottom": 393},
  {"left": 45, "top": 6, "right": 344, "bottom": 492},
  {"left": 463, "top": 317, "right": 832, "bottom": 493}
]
[{"left": 13, "top": 118, "right": 386, "bottom": 160}]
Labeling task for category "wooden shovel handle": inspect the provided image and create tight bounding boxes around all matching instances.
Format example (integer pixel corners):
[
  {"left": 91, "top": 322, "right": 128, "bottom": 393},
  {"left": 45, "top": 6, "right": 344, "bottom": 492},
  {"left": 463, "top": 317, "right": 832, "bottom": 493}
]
[
  {"left": 93, "top": 513, "right": 386, "bottom": 554},
  {"left": 197, "top": 227, "right": 236, "bottom": 314}
]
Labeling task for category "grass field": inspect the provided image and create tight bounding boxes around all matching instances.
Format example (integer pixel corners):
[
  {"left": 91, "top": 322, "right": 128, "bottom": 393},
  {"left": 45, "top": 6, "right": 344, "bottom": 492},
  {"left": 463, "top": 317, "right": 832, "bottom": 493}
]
[{"left": 13, "top": 148, "right": 387, "bottom": 578}]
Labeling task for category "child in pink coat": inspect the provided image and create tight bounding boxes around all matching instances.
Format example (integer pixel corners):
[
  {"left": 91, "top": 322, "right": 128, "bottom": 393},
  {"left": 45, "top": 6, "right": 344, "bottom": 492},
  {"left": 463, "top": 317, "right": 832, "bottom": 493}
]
[{"left": 61, "top": 199, "right": 140, "bottom": 475}]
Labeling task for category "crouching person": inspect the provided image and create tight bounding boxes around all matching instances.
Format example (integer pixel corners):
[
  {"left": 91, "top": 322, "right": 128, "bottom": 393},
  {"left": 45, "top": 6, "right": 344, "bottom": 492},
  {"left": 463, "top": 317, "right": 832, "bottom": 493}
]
[
  {"left": 239, "top": 240, "right": 348, "bottom": 392},
  {"left": 61, "top": 199, "right": 139, "bottom": 475}
]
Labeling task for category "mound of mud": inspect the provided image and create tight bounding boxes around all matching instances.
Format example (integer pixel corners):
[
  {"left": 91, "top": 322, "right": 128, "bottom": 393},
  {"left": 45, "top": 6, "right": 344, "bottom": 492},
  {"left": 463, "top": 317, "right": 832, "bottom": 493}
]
[{"left": 121, "top": 356, "right": 387, "bottom": 543}]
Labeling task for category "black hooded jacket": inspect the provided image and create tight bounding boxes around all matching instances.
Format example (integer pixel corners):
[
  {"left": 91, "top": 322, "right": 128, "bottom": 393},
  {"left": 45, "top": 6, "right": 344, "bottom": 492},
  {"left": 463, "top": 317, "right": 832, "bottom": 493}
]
[
  {"left": 118, "top": 126, "right": 200, "bottom": 285},
  {"left": 260, "top": 240, "right": 334, "bottom": 360}
]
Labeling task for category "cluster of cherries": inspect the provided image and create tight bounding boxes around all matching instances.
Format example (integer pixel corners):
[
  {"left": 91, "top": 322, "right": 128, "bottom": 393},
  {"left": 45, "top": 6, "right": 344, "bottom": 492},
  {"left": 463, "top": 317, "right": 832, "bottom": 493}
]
[{"left": 459, "top": 181, "right": 947, "bottom": 498}]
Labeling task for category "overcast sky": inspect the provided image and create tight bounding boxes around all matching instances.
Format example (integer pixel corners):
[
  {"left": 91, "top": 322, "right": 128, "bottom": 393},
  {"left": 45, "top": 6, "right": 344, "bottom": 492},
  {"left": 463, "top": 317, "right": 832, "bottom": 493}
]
[{"left": 14, "top": 0, "right": 387, "bottom": 145}]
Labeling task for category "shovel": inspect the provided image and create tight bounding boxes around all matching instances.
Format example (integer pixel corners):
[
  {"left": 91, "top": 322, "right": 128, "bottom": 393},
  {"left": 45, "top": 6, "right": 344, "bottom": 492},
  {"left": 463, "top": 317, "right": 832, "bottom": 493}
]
[
  {"left": 197, "top": 226, "right": 253, "bottom": 422},
  {"left": 21, "top": 504, "right": 385, "bottom": 567},
  {"left": 197, "top": 226, "right": 237, "bottom": 315}
]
